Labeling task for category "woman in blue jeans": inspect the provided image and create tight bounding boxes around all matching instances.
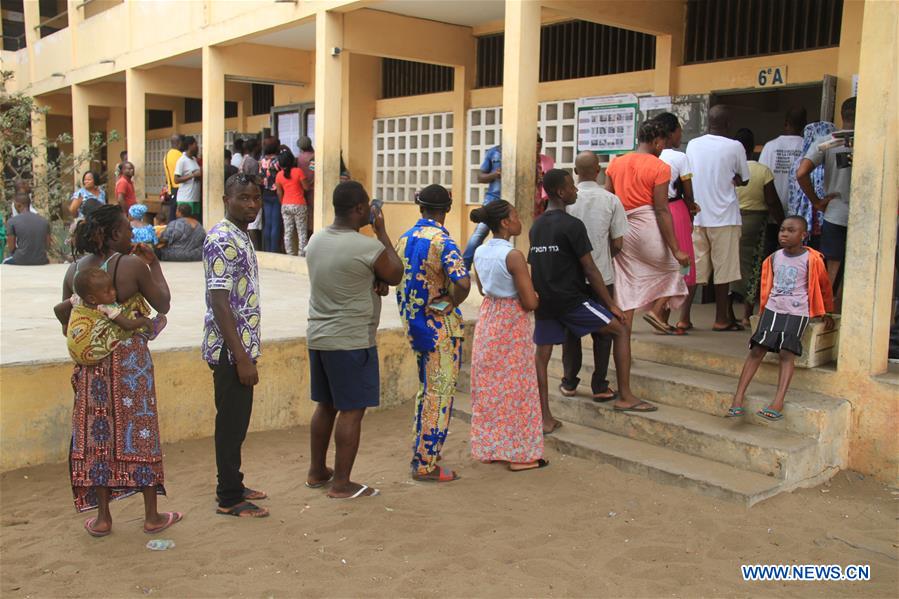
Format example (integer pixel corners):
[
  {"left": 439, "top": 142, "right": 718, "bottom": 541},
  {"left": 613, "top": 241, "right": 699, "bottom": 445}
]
[{"left": 259, "top": 138, "right": 283, "bottom": 252}]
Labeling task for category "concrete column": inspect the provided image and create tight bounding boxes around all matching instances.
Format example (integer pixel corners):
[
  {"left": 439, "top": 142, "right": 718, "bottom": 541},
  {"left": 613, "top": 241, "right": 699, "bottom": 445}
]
[
  {"left": 451, "top": 63, "right": 472, "bottom": 243},
  {"left": 501, "top": 0, "right": 541, "bottom": 254},
  {"left": 66, "top": 0, "right": 82, "bottom": 66},
  {"left": 125, "top": 68, "right": 147, "bottom": 201},
  {"left": 71, "top": 84, "right": 90, "bottom": 189},
  {"left": 836, "top": 0, "right": 898, "bottom": 376},
  {"left": 313, "top": 10, "right": 344, "bottom": 231},
  {"left": 653, "top": 33, "right": 682, "bottom": 96},
  {"left": 107, "top": 106, "right": 127, "bottom": 197},
  {"left": 30, "top": 103, "right": 48, "bottom": 212},
  {"left": 23, "top": 0, "right": 40, "bottom": 82},
  {"left": 202, "top": 45, "right": 226, "bottom": 225}
]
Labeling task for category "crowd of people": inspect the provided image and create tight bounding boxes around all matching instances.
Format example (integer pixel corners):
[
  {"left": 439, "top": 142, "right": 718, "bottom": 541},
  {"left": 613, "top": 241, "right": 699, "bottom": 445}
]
[{"left": 45, "top": 96, "right": 863, "bottom": 533}]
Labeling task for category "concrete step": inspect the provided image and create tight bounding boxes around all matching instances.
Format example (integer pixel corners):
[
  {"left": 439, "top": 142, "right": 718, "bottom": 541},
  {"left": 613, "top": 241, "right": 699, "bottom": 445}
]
[
  {"left": 546, "top": 357, "right": 850, "bottom": 444},
  {"left": 453, "top": 391, "right": 786, "bottom": 506},
  {"left": 458, "top": 366, "right": 837, "bottom": 483}
]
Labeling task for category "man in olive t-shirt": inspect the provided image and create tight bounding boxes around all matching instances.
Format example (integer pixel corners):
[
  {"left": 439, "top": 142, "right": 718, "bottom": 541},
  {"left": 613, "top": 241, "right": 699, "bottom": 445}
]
[{"left": 304, "top": 181, "right": 403, "bottom": 499}]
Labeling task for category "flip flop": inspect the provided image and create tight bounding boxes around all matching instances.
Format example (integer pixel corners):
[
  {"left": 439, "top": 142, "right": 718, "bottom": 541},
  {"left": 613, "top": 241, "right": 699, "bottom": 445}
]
[
  {"left": 217, "top": 502, "right": 269, "bottom": 518},
  {"left": 643, "top": 313, "right": 672, "bottom": 335},
  {"left": 330, "top": 484, "right": 381, "bottom": 498},
  {"left": 509, "top": 458, "right": 550, "bottom": 472},
  {"left": 725, "top": 406, "right": 745, "bottom": 418},
  {"left": 543, "top": 420, "right": 563, "bottom": 435},
  {"left": 558, "top": 384, "right": 577, "bottom": 397},
  {"left": 144, "top": 511, "right": 183, "bottom": 534},
  {"left": 613, "top": 401, "right": 658, "bottom": 413},
  {"left": 305, "top": 475, "right": 334, "bottom": 489},
  {"left": 713, "top": 322, "right": 746, "bottom": 332},
  {"left": 84, "top": 517, "right": 111, "bottom": 538},
  {"left": 216, "top": 488, "right": 268, "bottom": 502},
  {"left": 592, "top": 389, "right": 618, "bottom": 402},
  {"left": 675, "top": 322, "right": 694, "bottom": 331},
  {"left": 757, "top": 407, "right": 784, "bottom": 421},
  {"left": 412, "top": 466, "right": 460, "bottom": 483}
]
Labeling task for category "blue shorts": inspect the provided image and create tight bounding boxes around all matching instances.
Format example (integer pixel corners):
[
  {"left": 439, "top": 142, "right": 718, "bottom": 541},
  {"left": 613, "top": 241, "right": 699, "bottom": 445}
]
[
  {"left": 309, "top": 347, "right": 380, "bottom": 411},
  {"left": 534, "top": 300, "right": 613, "bottom": 346},
  {"left": 821, "top": 220, "right": 847, "bottom": 262}
]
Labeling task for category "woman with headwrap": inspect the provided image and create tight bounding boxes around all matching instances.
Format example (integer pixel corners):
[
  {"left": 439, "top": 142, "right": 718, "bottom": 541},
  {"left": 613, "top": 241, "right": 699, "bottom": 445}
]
[{"left": 128, "top": 204, "right": 158, "bottom": 246}]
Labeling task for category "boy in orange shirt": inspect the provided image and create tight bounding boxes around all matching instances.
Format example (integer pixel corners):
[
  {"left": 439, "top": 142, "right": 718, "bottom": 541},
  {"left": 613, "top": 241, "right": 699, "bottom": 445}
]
[{"left": 727, "top": 216, "right": 834, "bottom": 421}]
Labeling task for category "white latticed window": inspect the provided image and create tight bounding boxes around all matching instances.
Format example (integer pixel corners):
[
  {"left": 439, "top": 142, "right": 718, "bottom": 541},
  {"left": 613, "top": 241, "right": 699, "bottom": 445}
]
[
  {"left": 465, "top": 100, "right": 580, "bottom": 205},
  {"left": 144, "top": 138, "right": 169, "bottom": 195},
  {"left": 372, "top": 112, "right": 454, "bottom": 203}
]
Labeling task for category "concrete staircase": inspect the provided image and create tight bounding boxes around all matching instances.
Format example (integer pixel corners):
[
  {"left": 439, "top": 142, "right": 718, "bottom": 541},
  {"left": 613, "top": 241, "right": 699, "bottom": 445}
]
[{"left": 453, "top": 338, "right": 850, "bottom": 507}]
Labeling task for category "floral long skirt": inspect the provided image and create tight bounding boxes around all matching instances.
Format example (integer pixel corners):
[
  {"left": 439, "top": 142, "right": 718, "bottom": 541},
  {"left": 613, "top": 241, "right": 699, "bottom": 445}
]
[
  {"left": 470, "top": 297, "right": 544, "bottom": 463},
  {"left": 70, "top": 335, "right": 166, "bottom": 512}
]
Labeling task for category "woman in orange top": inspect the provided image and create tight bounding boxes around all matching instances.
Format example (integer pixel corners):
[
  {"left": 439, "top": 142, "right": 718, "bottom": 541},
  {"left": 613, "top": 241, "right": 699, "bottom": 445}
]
[
  {"left": 605, "top": 120, "right": 690, "bottom": 338},
  {"left": 275, "top": 150, "right": 310, "bottom": 256}
]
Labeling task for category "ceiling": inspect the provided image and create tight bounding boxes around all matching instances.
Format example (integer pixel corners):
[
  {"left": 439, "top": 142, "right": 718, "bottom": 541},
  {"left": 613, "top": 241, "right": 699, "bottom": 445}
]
[
  {"left": 372, "top": 0, "right": 505, "bottom": 27},
  {"left": 165, "top": 52, "right": 202, "bottom": 69},
  {"left": 249, "top": 21, "right": 316, "bottom": 50}
]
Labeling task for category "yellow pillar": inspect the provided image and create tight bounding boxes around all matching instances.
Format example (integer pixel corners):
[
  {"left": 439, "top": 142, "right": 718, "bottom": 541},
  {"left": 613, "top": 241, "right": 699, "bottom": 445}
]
[
  {"left": 71, "top": 84, "right": 90, "bottom": 189},
  {"left": 501, "top": 0, "right": 541, "bottom": 254},
  {"left": 126, "top": 68, "right": 147, "bottom": 202},
  {"left": 451, "top": 63, "right": 472, "bottom": 243},
  {"left": 202, "top": 45, "right": 226, "bottom": 225},
  {"left": 30, "top": 102, "right": 48, "bottom": 212},
  {"left": 653, "top": 33, "right": 683, "bottom": 96},
  {"left": 66, "top": 0, "right": 82, "bottom": 66},
  {"left": 837, "top": 0, "right": 898, "bottom": 376},
  {"left": 313, "top": 10, "right": 344, "bottom": 231},
  {"left": 835, "top": 0, "right": 865, "bottom": 109},
  {"left": 107, "top": 106, "right": 126, "bottom": 196},
  {"left": 23, "top": 0, "right": 40, "bottom": 82}
]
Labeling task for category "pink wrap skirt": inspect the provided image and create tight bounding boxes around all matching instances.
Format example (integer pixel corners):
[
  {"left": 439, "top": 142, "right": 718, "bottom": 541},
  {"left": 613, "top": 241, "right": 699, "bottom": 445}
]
[{"left": 613, "top": 204, "right": 688, "bottom": 312}]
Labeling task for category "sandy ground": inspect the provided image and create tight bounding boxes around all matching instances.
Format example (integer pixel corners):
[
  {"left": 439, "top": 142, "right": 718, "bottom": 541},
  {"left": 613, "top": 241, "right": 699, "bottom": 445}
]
[{"left": 0, "top": 406, "right": 896, "bottom": 599}]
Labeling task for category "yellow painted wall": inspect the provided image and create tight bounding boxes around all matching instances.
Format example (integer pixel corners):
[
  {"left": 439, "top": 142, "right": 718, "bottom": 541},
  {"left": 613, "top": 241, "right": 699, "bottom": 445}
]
[{"left": 0, "top": 328, "right": 420, "bottom": 472}]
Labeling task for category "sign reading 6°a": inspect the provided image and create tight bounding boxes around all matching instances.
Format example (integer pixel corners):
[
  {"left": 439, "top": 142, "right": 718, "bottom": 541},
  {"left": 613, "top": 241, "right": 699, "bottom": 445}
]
[{"left": 757, "top": 66, "right": 787, "bottom": 88}]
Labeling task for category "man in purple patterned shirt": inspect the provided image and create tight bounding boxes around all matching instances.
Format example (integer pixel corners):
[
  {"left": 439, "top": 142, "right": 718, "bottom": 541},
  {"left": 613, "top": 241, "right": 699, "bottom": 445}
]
[{"left": 203, "top": 173, "right": 268, "bottom": 518}]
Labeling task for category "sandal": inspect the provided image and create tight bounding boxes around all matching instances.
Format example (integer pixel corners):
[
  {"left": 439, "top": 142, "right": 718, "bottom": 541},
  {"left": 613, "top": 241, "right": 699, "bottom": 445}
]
[
  {"left": 412, "top": 465, "right": 460, "bottom": 483},
  {"left": 305, "top": 474, "right": 334, "bottom": 489},
  {"left": 543, "top": 420, "right": 563, "bottom": 435},
  {"left": 675, "top": 321, "right": 694, "bottom": 331},
  {"left": 144, "top": 511, "right": 183, "bottom": 534},
  {"left": 216, "top": 501, "right": 269, "bottom": 518},
  {"left": 713, "top": 322, "right": 746, "bottom": 332},
  {"left": 592, "top": 389, "right": 618, "bottom": 402},
  {"left": 558, "top": 384, "right": 577, "bottom": 397},
  {"left": 757, "top": 407, "right": 784, "bottom": 421},
  {"left": 725, "top": 406, "right": 745, "bottom": 418},
  {"left": 643, "top": 313, "right": 672, "bottom": 335},
  {"left": 216, "top": 488, "right": 268, "bottom": 502},
  {"left": 84, "top": 517, "right": 111, "bottom": 538},
  {"left": 613, "top": 400, "right": 658, "bottom": 413},
  {"left": 509, "top": 459, "right": 549, "bottom": 472},
  {"left": 329, "top": 484, "right": 380, "bottom": 499}
]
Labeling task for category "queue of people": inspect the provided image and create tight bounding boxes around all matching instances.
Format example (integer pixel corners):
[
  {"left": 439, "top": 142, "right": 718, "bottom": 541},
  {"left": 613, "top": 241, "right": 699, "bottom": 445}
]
[{"left": 50, "top": 95, "right": 859, "bottom": 534}]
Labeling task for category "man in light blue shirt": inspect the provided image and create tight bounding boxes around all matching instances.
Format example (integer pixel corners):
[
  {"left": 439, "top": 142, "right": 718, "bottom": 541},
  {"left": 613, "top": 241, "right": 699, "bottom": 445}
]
[{"left": 463, "top": 145, "right": 501, "bottom": 269}]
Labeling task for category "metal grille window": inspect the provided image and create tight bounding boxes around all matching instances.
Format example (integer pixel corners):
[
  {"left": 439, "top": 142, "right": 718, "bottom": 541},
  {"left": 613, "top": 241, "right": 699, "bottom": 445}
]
[
  {"left": 252, "top": 84, "right": 274, "bottom": 116},
  {"left": 147, "top": 110, "right": 173, "bottom": 130},
  {"left": 476, "top": 20, "right": 656, "bottom": 88},
  {"left": 382, "top": 59, "right": 454, "bottom": 99},
  {"left": 465, "top": 100, "right": 580, "bottom": 205},
  {"left": 372, "top": 112, "right": 454, "bottom": 203},
  {"left": 685, "top": 0, "right": 843, "bottom": 64},
  {"left": 184, "top": 98, "right": 202, "bottom": 124}
]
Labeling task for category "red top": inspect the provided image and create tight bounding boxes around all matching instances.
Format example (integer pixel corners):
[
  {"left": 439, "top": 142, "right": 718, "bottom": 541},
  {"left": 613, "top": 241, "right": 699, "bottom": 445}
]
[
  {"left": 115, "top": 176, "right": 137, "bottom": 211},
  {"left": 605, "top": 153, "right": 670, "bottom": 211},
  {"left": 275, "top": 168, "right": 307, "bottom": 205}
]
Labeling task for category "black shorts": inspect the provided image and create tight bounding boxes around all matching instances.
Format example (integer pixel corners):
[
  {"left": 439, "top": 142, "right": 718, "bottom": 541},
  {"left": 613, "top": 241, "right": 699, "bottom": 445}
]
[
  {"left": 533, "top": 300, "right": 613, "bottom": 346},
  {"left": 750, "top": 308, "right": 809, "bottom": 356},
  {"left": 309, "top": 347, "right": 380, "bottom": 411},
  {"left": 821, "top": 220, "right": 848, "bottom": 262}
]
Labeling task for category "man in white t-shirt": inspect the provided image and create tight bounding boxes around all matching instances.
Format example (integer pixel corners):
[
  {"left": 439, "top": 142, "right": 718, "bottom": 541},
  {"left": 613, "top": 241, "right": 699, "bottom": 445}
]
[
  {"left": 174, "top": 136, "right": 202, "bottom": 220},
  {"left": 685, "top": 105, "right": 750, "bottom": 331},
  {"left": 561, "top": 151, "right": 628, "bottom": 401},
  {"left": 758, "top": 107, "right": 806, "bottom": 214}
]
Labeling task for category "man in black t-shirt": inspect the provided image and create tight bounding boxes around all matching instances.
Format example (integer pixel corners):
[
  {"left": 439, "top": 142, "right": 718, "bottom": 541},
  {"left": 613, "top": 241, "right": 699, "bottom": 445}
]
[{"left": 529, "top": 170, "right": 656, "bottom": 434}]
